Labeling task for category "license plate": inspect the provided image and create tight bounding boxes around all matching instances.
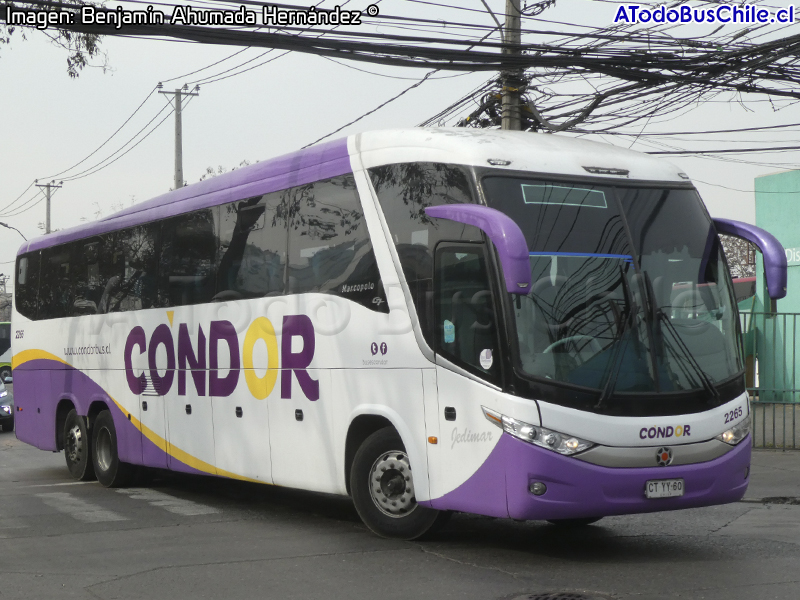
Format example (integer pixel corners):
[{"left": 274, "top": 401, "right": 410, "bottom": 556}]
[{"left": 645, "top": 478, "right": 685, "bottom": 499}]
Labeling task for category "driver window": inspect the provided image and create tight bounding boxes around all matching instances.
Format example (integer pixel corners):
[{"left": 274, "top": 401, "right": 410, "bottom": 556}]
[{"left": 434, "top": 244, "right": 500, "bottom": 381}]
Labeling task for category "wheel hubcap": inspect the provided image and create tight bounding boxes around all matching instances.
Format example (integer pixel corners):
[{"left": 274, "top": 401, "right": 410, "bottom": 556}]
[
  {"left": 368, "top": 451, "right": 417, "bottom": 518},
  {"left": 66, "top": 425, "right": 84, "bottom": 464},
  {"left": 96, "top": 427, "right": 113, "bottom": 472}
]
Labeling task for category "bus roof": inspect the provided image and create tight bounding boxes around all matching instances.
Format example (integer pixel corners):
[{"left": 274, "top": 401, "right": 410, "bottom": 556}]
[
  {"left": 355, "top": 128, "right": 687, "bottom": 184},
  {"left": 18, "top": 129, "right": 689, "bottom": 255}
]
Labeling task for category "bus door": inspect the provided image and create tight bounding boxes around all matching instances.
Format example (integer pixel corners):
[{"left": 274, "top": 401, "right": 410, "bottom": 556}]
[{"left": 427, "top": 243, "right": 508, "bottom": 516}]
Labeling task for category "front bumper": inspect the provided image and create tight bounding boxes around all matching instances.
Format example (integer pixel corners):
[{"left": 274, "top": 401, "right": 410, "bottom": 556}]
[{"left": 428, "top": 432, "right": 751, "bottom": 520}]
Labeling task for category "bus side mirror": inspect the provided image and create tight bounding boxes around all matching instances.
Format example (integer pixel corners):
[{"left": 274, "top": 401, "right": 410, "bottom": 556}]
[
  {"left": 713, "top": 218, "right": 787, "bottom": 300},
  {"left": 425, "top": 205, "right": 531, "bottom": 295}
]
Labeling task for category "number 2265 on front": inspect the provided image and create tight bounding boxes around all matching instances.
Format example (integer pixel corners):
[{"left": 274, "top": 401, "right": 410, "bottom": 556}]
[{"left": 645, "top": 478, "right": 685, "bottom": 499}]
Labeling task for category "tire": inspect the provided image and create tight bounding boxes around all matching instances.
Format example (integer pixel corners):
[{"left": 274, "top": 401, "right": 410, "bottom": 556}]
[
  {"left": 64, "top": 409, "right": 96, "bottom": 481},
  {"left": 1, "top": 419, "right": 13, "bottom": 432},
  {"left": 350, "top": 427, "right": 447, "bottom": 540},
  {"left": 547, "top": 517, "right": 603, "bottom": 527},
  {"left": 0, "top": 367, "right": 11, "bottom": 382},
  {"left": 92, "top": 410, "right": 133, "bottom": 488}
]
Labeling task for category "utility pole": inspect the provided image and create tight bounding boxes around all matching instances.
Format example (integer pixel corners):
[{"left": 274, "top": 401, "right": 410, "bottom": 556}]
[
  {"left": 158, "top": 84, "right": 200, "bottom": 190},
  {"left": 501, "top": 0, "right": 523, "bottom": 131},
  {"left": 35, "top": 180, "right": 62, "bottom": 234}
]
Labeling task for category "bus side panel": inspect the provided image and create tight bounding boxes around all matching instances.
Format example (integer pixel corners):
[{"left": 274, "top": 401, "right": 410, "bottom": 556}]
[
  {"left": 54, "top": 366, "right": 144, "bottom": 468},
  {"left": 14, "top": 363, "right": 58, "bottom": 451},
  {"left": 339, "top": 369, "right": 429, "bottom": 500},
  {"left": 423, "top": 367, "right": 508, "bottom": 517},
  {"left": 106, "top": 383, "right": 143, "bottom": 468}
]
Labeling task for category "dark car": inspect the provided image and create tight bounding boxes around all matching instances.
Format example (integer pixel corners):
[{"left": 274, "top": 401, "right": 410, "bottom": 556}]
[{"left": 0, "top": 380, "right": 13, "bottom": 432}]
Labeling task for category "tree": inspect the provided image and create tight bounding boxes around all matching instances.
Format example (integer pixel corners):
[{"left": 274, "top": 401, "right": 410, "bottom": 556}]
[
  {"left": 199, "top": 160, "right": 253, "bottom": 182},
  {"left": 1, "top": 1, "right": 104, "bottom": 78},
  {"left": 720, "top": 235, "right": 757, "bottom": 279}
]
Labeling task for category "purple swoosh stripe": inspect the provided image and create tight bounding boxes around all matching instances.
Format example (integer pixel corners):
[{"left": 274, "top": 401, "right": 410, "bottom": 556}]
[
  {"left": 14, "top": 358, "right": 207, "bottom": 476},
  {"left": 421, "top": 433, "right": 750, "bottom": 520}
]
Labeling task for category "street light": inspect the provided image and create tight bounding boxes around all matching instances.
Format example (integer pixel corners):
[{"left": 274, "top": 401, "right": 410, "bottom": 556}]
[{"left": 0, "top": 222, "right": 26, "bottom": 241}]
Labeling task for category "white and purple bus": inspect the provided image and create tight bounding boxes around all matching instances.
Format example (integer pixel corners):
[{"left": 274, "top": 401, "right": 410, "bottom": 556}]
[{"left": 11, "top": 129, "right": 787, "bottom": 539}]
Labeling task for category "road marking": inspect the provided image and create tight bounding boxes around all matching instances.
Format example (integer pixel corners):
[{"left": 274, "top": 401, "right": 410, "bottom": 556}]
[
  {"left": 36, "top": 492, "right": 128, "bottom": 523},
  {"left": 116, "top": 488, "right": 220, "bottom": 516},
  {"left": 23, "top": 481, "right": 96, "bottom": 488},
  {"left": 0, "top": 518, "right": 28, "bottom": 530}
]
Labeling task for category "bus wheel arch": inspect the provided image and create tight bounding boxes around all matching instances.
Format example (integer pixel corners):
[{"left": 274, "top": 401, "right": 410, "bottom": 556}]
[
  {"left": 55, "top": 399, "right": 76, "bottom": 451},
  {"left": 344, "top": 414, "right": 393, "bottom": 496},
  {"left": 349, "top": 425, "right": 447, "bottom": 540},
  {"left": 87, "top": 399, "right": 110, "bottom": 429}
]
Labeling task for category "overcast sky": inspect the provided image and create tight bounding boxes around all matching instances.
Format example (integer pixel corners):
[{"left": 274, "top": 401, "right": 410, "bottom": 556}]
[{"left": 2, "top": 0, "right": 798, "bottom": 291}]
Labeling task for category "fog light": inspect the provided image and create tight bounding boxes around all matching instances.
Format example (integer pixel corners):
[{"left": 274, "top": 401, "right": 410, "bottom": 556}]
[
  {"left": 744, "top": 465, "right": 750, "bottom": 479},
  {"left": 529, "top": 482, "right": 547, "bottom": 496}
]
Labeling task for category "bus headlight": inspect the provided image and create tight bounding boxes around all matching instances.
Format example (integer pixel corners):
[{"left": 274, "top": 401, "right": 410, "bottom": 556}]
[
  {"left": 482, "top": 407, "right": 595, "bottom": 456},
  {"left": 715, "top": 415, "right": 751, "bottom": 446}
]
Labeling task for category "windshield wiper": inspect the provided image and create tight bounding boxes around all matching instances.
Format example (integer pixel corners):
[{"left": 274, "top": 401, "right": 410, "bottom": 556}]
[
  {"left": 656, "top": 309, "right": 721, "bottom": 400},
  {"left": 643, "top": 271, "right": 719, "bottom": 400},
  {"left": 595, "top": 266, "right": 636, "bottom": 409}
]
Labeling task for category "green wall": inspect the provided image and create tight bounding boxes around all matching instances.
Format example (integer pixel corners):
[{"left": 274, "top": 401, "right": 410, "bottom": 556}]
[{"left": 752, "top": 170, "right": 800, "bottom": 400}]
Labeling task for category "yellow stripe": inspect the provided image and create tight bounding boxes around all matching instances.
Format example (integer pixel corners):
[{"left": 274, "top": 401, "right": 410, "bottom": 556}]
[
  {"left": 13, "top": 349, "right": 71, "bottom": 370},
  {"left": 15, "top": 349, "right": 264, "bottom": 484},
  {"left": 107, "top": 395, "right": 260, "bottom": 482}
]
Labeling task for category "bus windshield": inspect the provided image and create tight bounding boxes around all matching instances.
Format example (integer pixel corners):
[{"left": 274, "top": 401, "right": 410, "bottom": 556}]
[{"left": 482, "top": 176, "right": 741, "bottom": 397}]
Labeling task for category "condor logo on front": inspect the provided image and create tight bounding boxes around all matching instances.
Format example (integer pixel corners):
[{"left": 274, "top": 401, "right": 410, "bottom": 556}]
[{"left": 640, "top": 425, "right": 691, "bottom": 440}]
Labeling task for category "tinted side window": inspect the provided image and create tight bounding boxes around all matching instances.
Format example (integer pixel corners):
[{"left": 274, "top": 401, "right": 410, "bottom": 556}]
[
  {"left": 100, "top": 224, "right": 159, "bottom": 313},
  {"left": 369, "top": 163, "right": 480, "bottom": 341},
  {"left": 217, "top": 194, "right": 287, "bottom": 300},
  {"left": 158, "top": 209, "right": 218, "bottom": 307},
  {"left": 38, "top": 244, "right": 76, "bottom": 320},
  {"left": 284, "top": 175, "right": 388, "bottom": 312},
  {"left": 0, "top": 323, "right": 10, "bottom": 356},
  {"left": 71, "top": 237, "right": 104, "bottom": 316},
  {"left": 15, "top": 252, "right": 40, "bottom": 320}
]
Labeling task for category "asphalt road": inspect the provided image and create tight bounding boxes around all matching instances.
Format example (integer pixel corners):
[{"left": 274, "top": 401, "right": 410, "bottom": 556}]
[{"left": 2, "top": 431, "right": 800, "bottom": 600}]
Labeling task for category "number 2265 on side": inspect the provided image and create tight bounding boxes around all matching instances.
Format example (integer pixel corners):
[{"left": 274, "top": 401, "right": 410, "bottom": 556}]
[{"left": 645, "top": 478, "right": 685, "bottom": 499}]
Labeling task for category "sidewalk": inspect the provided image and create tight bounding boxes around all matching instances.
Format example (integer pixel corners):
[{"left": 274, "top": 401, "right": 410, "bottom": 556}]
[{"left": 744, "top": 448, "right": 800, "bottom": 501}]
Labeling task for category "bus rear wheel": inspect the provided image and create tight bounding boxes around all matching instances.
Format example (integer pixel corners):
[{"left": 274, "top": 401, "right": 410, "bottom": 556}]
[
  {"left": 92, "top": 410, "right": 133, "bottom": 488},
  {"left": 350, "top": 427, "right": 446, "bottom": 540},
  {"left": 64, "top": 409, "right": 96, "bottom": 481}
]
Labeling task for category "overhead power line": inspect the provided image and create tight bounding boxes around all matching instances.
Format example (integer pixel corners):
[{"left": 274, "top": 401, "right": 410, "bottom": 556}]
[{"left": 647, "top": 146, "right": 800, "bottom": 155}]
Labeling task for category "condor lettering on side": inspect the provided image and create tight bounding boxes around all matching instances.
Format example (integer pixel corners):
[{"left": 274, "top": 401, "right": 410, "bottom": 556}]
[{"left": 124, "top": 315, "right": 319, "bottom": 401}]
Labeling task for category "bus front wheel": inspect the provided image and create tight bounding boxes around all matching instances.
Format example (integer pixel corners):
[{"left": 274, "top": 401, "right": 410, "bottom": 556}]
[
  {"left": 92, "top": 410, "right": 133, "bottom": 488},
  {"left": 350, "top": 427, "right": 447, "bottom": 540},
  {"left": 64, "top": 410, "right": 96, "bottom": 481}
]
